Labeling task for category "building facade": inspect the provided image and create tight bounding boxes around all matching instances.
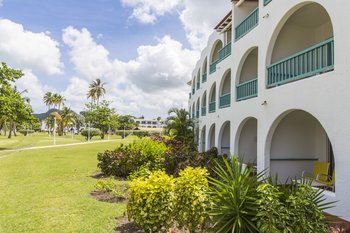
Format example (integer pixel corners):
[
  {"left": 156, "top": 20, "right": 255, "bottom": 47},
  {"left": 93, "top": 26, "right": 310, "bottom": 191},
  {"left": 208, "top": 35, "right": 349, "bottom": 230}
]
[
  {"left": 134, "top": 119, "right": 166, "bottom": 129},
  {"left": 188, "top": 0, "right": 350, "bottom": 220}
]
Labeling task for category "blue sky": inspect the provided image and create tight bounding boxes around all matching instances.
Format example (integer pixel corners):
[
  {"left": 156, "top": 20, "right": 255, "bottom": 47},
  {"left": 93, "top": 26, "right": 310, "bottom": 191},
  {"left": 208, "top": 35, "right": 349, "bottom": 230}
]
[{"left": 0, "top": 0, "right": 230, "bottom": 118}]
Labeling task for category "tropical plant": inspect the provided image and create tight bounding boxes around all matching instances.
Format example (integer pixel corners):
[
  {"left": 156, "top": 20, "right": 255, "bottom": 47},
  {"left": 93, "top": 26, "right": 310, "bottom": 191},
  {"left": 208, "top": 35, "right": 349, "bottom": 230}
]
[
  {"left": 166, "top": 108, "right": 195, "bottom": 149},
  {"left": 43, "top": 92, "right": 53, "bottom": 110},
  {"left": 174, "top": 167, "right": 210, "bottom": 233},
  {"left": 59, "top": 107, "right": 76, "bottom": 135},
  {"left": 87, "top": 78, "right": 106, "bottom": 104},
  {"left": 209, "top": 157, "right": 263, "bottom": 233},
  {"left": 94, "top": 178, "right": 128, "bottom": 199},
  {"left": 81, "top": 128, "right": 101, "bottom": 140},
  {"left": 127, "top": 171, "right": 175, "bottom": 232},
  {"left": 85, "top": 100, "right": 117, "bottom": 139}
]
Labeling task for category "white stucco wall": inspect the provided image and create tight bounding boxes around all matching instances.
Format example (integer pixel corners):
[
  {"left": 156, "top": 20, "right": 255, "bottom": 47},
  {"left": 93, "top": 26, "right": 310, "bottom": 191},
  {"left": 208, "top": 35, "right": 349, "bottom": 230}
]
[{"left": 188, "top": 0, "right": 350, "bottom": 219}]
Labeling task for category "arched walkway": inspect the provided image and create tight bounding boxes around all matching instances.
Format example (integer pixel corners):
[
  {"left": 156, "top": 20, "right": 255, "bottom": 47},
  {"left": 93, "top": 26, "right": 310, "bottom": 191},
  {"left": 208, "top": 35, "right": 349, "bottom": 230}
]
[
  {"left": 207, "top": 124, "right": 216, "bottom": 150},
  {"left": 218, "top": 121, "right": 230, "bottom": 155},
  {"left": 237, "top": 118, "right": 257, "bottom": 164}
]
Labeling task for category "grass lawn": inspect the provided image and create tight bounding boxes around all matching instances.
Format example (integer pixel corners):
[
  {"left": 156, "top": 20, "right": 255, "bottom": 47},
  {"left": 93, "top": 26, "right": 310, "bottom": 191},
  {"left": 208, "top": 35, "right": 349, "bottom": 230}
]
[
  {"left": 0, "top": 139, "right": 135, "bottom": 233},
  {"left": 0, "top": 132, "right": 126, "bottom": 151}
]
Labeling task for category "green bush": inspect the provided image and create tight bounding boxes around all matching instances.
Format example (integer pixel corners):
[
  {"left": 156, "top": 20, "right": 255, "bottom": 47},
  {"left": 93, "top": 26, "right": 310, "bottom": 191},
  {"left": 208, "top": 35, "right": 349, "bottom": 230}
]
[
  {"left": 174, "top": 167, "right": 210, "bottom": 233},
  {"left": 81, "top": 128, "right": 101, "bottom": 140},
  {"left": 127, "top": 171, "right": 175, "bottom": 232},
  {"left": 128, "top": 165, "right": 152, "bottom": 181},
  {"left": 254, "top": 184, "right": 289, "bottom": 233},
  {"left": 97, "top": 138, "right": 168, "bottom": 178},
  {"left": 94, "top": 178, "right": 128, "bottom": 199}
]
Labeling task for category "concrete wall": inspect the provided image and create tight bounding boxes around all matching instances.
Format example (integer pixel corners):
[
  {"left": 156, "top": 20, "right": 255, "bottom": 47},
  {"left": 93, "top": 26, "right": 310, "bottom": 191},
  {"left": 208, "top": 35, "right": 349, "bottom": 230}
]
[{"left": 187, "top": 0, "right": 350, "bottom": 219}]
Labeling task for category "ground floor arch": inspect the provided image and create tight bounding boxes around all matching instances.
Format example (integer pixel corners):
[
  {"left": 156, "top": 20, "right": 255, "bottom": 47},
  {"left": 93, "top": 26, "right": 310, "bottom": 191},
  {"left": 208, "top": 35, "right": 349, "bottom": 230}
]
[
  {"left": 218, "top": 121, "right": 230, "bottom": 155},
  {"left": 237, "top": 117, "right": 257, "bottom": 164},
  {"left": 267, "top": 110, "right": 335, "bottom": 186},
  {"left": 207, "top": 124, "right": 216, "bottom": 150}
]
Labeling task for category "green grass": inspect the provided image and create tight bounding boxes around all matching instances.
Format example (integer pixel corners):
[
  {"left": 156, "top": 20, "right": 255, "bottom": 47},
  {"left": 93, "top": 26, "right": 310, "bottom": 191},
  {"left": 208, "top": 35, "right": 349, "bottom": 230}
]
[
  {"left": 0, "top": 140, "right": 135, "bottom": 233},
  {"left": 0, "top": 132, "right": 133, "bottom": 151}
]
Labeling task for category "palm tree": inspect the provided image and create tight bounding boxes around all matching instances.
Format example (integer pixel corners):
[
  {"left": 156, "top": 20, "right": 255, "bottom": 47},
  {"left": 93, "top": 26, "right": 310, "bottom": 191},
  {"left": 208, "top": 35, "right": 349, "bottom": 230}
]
[
  {"left": 51, "top": 93, "right": 65, "bottom": 110},
  {"left": 43, "top": 92, "right": 53, "bottom": 110},
  {"left": 60, "top": 107, "right": 76, "bottom": 135},
  {"left": 87, "top": 78, "right": 106, "bottom": 104},
  {"left": 166, "top": 108, "right": 195, "bottom": 148}
]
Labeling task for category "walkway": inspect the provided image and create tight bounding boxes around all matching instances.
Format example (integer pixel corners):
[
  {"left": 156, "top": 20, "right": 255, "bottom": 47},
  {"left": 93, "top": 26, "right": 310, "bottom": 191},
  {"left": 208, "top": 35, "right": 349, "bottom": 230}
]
[{"left": 0, "top": 139, "right": 119, "bottom": 159}]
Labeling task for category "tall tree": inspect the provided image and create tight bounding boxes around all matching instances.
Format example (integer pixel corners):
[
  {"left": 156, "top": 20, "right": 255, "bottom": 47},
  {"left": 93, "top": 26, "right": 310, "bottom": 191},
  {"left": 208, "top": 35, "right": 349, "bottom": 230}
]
[
  {"left": 43, "top": 92, "right": 53, "bottom": 110},
  {"left": 87, "top": 78, "right": 106, "bottom": 104},
  {"left": 166, "top": 108, "right": 195, "bottom": 148},
  {"left": 52, "top": 93, "right": 65, "bottom": 110}
]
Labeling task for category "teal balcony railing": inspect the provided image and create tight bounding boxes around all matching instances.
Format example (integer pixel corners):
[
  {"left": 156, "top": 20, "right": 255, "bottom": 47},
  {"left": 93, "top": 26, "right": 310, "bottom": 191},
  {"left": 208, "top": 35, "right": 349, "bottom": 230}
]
[
  {"left": 219, "top": 93, "right": 231, "bottom": 108},
  {"left": 202, "top": 73, "right": 207, "bottom": 83},
  {"left": 267, "top": 38, "right": 334, "bottom": 88},
  {"left": 209, "top": 43, "right": 232, "bottom": 74},
  {"left": 210, "top": 59, "right": 219, "bottom": 74},
  {"left": 209, "top": 101, "right": 216, "bottom": 113},
  {"left": 218, "top": 42, "right": 232, "bottom": 62},
  {"left": 235, "top": 7, "right": 259, "bottom": 41},
  {"left": 201, "top": 107, "right": 206, "bottom": 116},
  {"left": 196, "top": 110, "right": 199, "bottom": 118},
  {"left": 236, "top": 78, "right": 258, "bottom": 101},
  {"left": 264, "top": 0, "right": 272, "bottom": 6},
  {"left": 189, "top": 92, "right": 191, "bottom": 99},
  {"left": 196, "top": 82, "right": 200, "bottom": 90},
  {"left": 192, "top": 88, "right": 195, "bottom": 95}
]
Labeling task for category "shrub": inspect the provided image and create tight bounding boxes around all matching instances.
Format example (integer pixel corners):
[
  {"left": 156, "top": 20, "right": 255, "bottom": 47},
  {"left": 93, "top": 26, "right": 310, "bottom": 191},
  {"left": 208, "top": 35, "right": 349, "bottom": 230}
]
[
  {"left": 127, "top": 171, "right": 175, "bottom": 232},
  {"left": 254, "top": 184, "right": 290, "bottom": 233},
  {"left": 97, "top": 138, "right": 168, "bottom": 178},
  {"left": 209, "top": 157, "right": 262, "bottom": 233},
  {"left": 128, "top": 165, "right": 152, "bottom": 181},
  {"left": 81, "top": 128, "right": 101, "bottom": 140},
  {"left": 174, "top": 167, "right": 210, "bottom": 233},
  {"left": 94, "top": 178, "right": 128, "bottom": 199},
  {"left": 286, "top": 184, "right": 330, "bottom": 233}
]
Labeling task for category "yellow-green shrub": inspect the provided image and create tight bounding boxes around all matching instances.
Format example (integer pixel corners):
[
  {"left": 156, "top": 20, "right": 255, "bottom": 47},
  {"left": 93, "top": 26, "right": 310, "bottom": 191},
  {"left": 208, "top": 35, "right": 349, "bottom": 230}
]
[
  {"left": 127, "top": 171, "right": 175, "bottom": 232},
  {"left": 174, "top": 167, "right": 210, "bottom": 233}
]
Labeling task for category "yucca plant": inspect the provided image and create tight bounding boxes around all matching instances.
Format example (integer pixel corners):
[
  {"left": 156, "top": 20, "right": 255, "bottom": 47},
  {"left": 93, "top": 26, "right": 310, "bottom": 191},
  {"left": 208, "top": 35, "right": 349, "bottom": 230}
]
[{"left": 208, "top": 156, "right": 265, "bottom": 233}]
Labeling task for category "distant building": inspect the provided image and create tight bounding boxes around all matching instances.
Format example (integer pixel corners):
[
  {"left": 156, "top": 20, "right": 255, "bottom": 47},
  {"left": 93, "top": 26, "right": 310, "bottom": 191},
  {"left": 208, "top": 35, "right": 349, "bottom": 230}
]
[{"left": 134, "top": 119, "right": 166, "bottom": 129}]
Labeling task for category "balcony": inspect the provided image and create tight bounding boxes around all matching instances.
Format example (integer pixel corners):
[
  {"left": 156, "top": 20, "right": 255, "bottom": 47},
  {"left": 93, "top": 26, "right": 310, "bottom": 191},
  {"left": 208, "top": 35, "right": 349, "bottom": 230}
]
[
  {"left": 192, "top": 88, "right": 195, "bottom": 95},
  {"left": 201, "top": 107, "right": 206, "bottom": 116},
  {"left": 202, "top": 73, "right": 207, "bottom": 83},
  {"left": 219, "top": 93, "right": 231, "bottom": 109},
  {"left": 235, "top": 7, "right": 259, "bottom": 41},
  {"left": 236, "top": 78, "right": 258, "bottom": 101},
  {"left": 209, "top": 101, "right": 216, "bottom": 113},
  {"left": 209, "top": 59, "right": 219, "bottom": 74},
  {"left": 264, "top": 0, "right": 272, "bottom": 6},
  {"left": 196, "top": 110, "right": 199, "bottom": 118},
  {"left": 196, "top": 82, "right": 200, "bottom": 90},
  {"left": 267, "top": 38, "right": 334, "bottom": 88},
  {"left": 218, "top": 42, "right": 232, "bottom": 62},
  {"left": 189, "top": 93, "right": 191, "bottom": 99}
]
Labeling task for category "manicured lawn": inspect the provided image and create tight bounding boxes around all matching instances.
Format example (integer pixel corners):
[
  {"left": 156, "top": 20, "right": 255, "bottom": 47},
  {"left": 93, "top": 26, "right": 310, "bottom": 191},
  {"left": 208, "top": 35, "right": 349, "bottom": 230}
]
[
  {"left": 0, "top": 140, "right": 134, "bottom": 233},
  {"left": 0, "top": 132, "right": 125, "bottom": 150}
]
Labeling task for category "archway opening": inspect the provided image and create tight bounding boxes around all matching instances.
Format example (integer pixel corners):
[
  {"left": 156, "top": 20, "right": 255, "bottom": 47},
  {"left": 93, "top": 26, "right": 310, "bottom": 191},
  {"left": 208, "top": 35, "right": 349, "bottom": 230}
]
[
  {"left": 219, "top": 70, "right": 231, "bottom": 109},
  {"left": 219, "top": 121, "right": 231, "bottom": 155},
  {"left": 238, "top": 118, "right": 257, "bottom": 164},
  {"left": 269, "top": 110, "right": 335, "bottom": 191},
  {"left": 208, "top": 124, "right": 216, "bottom": 150},
  {"left": 200, "top": 126, "right": 206, "bottom": 152},
  {"left": 268, "top": 3, "right": 334, "bottom": 87},
  {"left": 202, "top": 57, "right": 208, "bottom": 83},
  {"left": 201, "top": 91, "right": 207, "bottom": 116},
  {"left": 237, "top": 48, "right": 258, "bottom": 101},
  {"left": 208, "top": 83, "right": 216, "bottom": 113}
]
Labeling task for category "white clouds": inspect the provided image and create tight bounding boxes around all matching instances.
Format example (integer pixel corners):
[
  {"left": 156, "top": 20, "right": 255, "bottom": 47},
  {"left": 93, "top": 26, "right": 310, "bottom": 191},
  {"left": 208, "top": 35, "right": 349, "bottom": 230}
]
[
  {"left": 121, "top": 0, "right": 182, "bottom": 24},
  {"left": 121, "top": 0, "right": 231, "bottom": 50},
  {"left": 179, "top": 0, "right": 232, "bottom": 50},
  {"left": 61, "top": 26, "right": 198, "bottom": 116},
  {"left": 15, "top": 70, "right": 55, "bottom": 111},
  {"left": 0, "top": 19, "right": 63, "bottom": 75}
]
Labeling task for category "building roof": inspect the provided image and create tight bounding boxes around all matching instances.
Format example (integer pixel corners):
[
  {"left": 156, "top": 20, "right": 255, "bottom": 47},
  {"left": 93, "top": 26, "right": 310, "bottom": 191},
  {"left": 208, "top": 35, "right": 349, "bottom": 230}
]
[{"left": 214, "top": 11, "right": 232, "bottom": 32}]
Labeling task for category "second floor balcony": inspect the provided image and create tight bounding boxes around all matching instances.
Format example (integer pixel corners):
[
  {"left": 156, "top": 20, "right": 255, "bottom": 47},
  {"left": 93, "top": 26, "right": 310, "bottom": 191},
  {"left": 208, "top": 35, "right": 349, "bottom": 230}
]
[
  {"left": 209, "top": 101, "right": 216, "bottom": 113},
  {"left": 235, "top": 7, "right": 259, "bottom": 41},
  {"left": 236, "top": 78, "right": 258, "bottom": 101},
  {"left": 219, "top": 93, "right": 231, "bottom": 109},
  {"left": 267, "top": 38, "right": 334, "bottom": 88}
]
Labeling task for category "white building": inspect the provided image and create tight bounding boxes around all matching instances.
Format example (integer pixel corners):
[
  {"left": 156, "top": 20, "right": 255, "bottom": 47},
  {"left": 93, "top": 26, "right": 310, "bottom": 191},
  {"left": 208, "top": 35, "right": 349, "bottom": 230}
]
[
  {"left": 134, "top": 119, "right": 166, "bottom": 129},
  {"left": 188, "top": 0, "right": 350, "bottom": 220}
]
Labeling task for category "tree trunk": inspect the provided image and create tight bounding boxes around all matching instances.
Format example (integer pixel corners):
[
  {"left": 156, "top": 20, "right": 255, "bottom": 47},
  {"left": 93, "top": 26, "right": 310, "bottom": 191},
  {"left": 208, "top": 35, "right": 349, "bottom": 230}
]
[
  {"left": 13, "top": 122, "right": 17, "bottom": 136},
  {"left": 8, "top": 121, "right": 13, "bottom": 139}
]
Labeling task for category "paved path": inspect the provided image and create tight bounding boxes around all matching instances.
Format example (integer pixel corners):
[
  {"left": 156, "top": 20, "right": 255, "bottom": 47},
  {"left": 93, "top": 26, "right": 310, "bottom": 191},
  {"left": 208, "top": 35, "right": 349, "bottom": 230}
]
[{"left": 0, "top": 140, "right": 119, "bottom": 159}]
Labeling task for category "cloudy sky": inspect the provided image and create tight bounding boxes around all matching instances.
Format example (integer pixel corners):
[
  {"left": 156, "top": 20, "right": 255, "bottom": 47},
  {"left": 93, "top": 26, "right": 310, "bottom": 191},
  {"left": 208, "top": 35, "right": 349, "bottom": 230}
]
[{"left": 0, "top": 0, "right": 231, "bottom": 118}]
